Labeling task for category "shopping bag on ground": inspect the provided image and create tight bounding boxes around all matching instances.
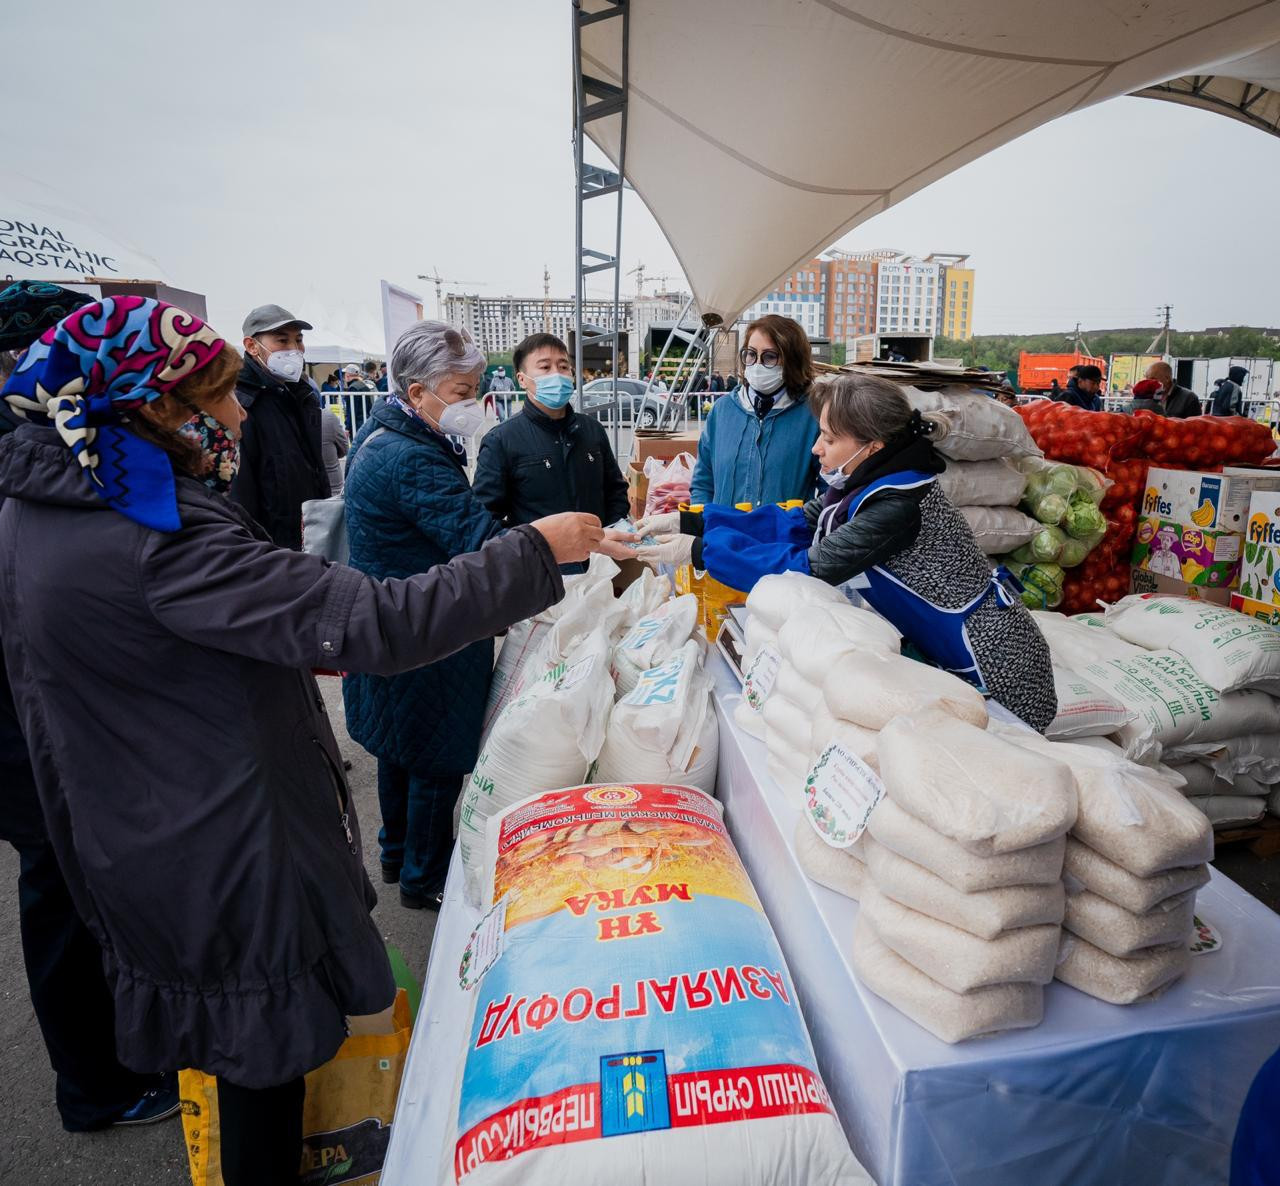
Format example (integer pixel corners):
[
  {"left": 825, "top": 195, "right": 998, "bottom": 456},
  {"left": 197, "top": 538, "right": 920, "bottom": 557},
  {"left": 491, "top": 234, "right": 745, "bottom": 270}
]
[{"left": 179, "top": 988, "right": 413, "bottom": 1186}]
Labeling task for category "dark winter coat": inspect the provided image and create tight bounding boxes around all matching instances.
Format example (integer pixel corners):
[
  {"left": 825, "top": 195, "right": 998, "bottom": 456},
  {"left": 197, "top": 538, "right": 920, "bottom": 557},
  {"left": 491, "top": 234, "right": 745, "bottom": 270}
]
[
  {"left": 229, "top": 356, "right": 331, "bottom": 549},
  {"left": 1061, "top": 379, "right": 1102, "bottom": 411},
  {"left": 1163, "top": 384, "right": 1202, "bottom": 419},
  {"left": 342, "top": 402, "right": 505, "bottom": 777},
  {"left": 471, "top": 400, "right": 630, "bottom": 528},
  {"left": 0, "top": 424, "right": 562, "bottom": 1087},
  {"left": 1211, "top": 367, "right": 1248, "bottom": 416}
]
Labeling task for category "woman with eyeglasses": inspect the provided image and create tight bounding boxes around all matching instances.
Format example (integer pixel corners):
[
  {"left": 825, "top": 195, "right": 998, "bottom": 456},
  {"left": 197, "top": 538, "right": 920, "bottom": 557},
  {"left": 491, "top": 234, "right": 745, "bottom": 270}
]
[{"left": 675, "top": 314, "right": 820, "bottom": 511}]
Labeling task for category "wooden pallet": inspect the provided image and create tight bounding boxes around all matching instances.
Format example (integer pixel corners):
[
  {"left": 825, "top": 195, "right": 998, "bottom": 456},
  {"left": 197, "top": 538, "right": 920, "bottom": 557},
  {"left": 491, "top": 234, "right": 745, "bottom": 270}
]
[{"left": 1215, "top": 815, "right": 1280, "bottom": 858}]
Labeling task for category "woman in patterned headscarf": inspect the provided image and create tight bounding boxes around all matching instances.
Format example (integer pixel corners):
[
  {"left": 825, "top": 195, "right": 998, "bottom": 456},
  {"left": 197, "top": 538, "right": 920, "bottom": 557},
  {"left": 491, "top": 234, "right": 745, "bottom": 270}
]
[{"left": 0, "top": 296, "right": 601, "bottom": 1182}]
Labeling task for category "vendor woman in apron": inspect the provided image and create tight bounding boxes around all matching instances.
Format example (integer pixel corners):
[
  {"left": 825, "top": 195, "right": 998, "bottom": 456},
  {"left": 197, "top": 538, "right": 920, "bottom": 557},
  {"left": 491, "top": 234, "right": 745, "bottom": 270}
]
[{"left": 635, "top": 371, "right": 1057, "bottom": 732}]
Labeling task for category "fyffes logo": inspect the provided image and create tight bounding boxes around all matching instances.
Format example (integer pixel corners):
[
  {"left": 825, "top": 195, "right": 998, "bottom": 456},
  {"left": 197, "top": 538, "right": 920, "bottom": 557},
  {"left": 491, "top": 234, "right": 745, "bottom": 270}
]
[
  {"left": 1142, "top": 487, "right": 1173, "bottom": 517},
  {"left": 584, "top": 785, "right": 642, "bottom": 806},
  {"left": 1248, "top": 512, "right": 1280, "bottom": 546}
]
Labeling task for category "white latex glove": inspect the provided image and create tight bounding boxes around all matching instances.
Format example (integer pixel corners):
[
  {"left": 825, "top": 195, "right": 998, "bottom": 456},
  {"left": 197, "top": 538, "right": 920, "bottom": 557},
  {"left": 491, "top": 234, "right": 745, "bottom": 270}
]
[
  {"left": 634, "top": 511, "right": 681, "bottom": 537},
  {"left": 634, "top": 534, "right": 695, "bottom": 569}
]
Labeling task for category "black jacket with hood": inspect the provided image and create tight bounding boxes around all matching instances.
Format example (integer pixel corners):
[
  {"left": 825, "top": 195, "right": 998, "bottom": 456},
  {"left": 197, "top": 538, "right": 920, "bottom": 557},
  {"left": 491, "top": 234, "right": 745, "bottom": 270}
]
[
  {"left": 0, "top": 424, "right": 563, "bottom": 1086},
  {"left": 230, "top": 356, "right": 330, "bottom": 549}
]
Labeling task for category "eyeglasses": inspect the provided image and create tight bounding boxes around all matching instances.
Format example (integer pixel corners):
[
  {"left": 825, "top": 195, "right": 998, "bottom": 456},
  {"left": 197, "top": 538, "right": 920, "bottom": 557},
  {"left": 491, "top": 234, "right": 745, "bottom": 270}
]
[{"left": 740, "top": 347, "right": 781, "bottom": 367}]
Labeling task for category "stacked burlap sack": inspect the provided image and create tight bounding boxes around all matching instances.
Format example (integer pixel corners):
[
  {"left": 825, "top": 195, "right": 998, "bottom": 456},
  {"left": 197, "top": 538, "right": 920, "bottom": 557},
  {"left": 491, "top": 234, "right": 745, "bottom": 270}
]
[
  {"left": 853, "top": 709, "right": 1075, "bottom": 1043},
  {"left": 995, "top": 727, "right": 1212, "bottom": 1004},
  {"left": 1034, "top": 600, "right": 1280, "bottom": 829}
]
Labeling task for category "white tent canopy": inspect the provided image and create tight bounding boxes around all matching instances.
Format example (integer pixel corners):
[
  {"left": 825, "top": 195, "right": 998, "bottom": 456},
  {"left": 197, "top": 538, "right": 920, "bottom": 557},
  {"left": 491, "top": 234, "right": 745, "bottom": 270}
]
[
  {"left": 582, "top": 0, "right": 1280, "bottom": 326},
  {"left": 1136, "top": 39, "right": 1280, "bottom": 136}
]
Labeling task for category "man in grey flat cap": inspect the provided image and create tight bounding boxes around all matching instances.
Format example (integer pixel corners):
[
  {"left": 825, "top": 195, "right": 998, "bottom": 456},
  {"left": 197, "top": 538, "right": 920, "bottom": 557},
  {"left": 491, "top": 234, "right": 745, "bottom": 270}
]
[{"left": 231, "top": 304, "right": 331, "bottom": 549}]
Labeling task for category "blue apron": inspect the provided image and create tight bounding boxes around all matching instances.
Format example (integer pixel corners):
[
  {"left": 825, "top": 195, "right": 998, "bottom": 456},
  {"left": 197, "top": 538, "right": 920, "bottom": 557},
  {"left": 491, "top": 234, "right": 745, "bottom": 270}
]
[{"left": 817, "top": 471, "right": 1020, "bottom": 689}]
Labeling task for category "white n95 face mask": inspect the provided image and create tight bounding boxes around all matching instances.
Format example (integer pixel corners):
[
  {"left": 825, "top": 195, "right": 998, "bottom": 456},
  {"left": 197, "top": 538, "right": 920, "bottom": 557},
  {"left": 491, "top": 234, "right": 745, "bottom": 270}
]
[
  {"left": 265, "top": 349, "right": 305, "bottom": 384},
  {"left": 435, "top": 396, "right": 485, "bottom": 439},
  {"left": 745, "top": 361, "right": 785, "bottom": 396}
]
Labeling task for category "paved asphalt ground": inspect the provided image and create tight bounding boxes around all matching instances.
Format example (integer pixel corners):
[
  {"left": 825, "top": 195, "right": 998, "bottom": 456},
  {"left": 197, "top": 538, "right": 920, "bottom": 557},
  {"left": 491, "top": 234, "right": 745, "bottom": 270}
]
[{"left": 2, "top": 668, "right": 1279, "bottom": 1184}]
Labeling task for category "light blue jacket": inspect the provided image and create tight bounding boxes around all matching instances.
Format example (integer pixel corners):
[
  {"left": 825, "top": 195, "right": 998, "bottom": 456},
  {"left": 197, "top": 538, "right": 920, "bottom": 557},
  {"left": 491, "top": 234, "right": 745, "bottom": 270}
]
[{"left": 690, "top": 390, "right": 821, "bottom": 506}]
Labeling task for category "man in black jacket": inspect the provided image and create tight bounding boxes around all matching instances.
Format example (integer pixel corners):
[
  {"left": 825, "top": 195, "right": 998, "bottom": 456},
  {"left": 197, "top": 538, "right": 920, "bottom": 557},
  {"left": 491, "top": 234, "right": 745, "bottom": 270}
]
[
  {"left": 230, "top": 304, "right": 330, "bottom": 549},
  {"left": 472, "top": 333, "right": 630, "bottom": 542},
  {"left": 1145, "top": 360, "right": 1202, "bottom": 418},
  {"left": 1061, "top": 364, "right": 1103, "bottom": 411}
]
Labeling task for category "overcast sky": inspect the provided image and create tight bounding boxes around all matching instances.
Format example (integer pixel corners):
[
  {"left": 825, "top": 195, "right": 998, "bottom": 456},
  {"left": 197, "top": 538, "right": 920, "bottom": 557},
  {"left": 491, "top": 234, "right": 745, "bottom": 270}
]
[{"left": 5, "top": 1, "right": 1279, "bottom": 349}]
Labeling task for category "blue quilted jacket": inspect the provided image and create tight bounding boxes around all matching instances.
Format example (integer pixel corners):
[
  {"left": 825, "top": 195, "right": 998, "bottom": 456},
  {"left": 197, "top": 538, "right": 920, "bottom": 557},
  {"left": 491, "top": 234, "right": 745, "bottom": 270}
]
[{"left": 342, "top": 402, "right": 503, "bottom": 775}]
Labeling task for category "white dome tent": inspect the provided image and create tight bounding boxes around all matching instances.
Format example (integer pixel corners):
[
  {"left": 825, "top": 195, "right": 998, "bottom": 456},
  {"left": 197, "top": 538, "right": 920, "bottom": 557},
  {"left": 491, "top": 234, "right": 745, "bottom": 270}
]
[{"left": 573, "top": 0, "right": 1280, "bottom": 342}]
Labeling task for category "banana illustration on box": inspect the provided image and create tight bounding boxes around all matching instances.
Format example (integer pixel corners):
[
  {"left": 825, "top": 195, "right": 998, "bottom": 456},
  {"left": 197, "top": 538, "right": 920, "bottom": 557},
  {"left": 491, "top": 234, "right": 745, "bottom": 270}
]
[{"left": 1190, "top": 499, "right": 1216, "bottom": 528}]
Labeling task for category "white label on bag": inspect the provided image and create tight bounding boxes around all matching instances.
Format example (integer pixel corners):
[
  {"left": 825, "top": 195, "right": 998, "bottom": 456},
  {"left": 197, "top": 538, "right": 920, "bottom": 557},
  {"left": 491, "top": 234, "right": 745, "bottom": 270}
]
[
  {"left": 743, "top": 644, "right": 781, "bottom": 712},
  {"left": 554, "top": 653, "right": 598, "bottom": 694},
  {"left": 803, "top": 742, "right": 885, "bottom": 849},
  {"left": 1189, "top": 914, "right": 1222, "bottom": 956},
  {"left": 459, "top": 895, "right": 508, "bottom": 991}
]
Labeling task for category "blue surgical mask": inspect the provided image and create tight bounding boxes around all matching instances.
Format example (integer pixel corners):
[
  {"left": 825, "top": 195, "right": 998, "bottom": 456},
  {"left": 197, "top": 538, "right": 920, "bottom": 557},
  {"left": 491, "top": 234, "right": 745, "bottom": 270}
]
[
  {"left": 533, "top": 373, "right": 575, "bottom": 409},
  {"left": 820, "top": 442, "right": 872, "bottom": 490}
]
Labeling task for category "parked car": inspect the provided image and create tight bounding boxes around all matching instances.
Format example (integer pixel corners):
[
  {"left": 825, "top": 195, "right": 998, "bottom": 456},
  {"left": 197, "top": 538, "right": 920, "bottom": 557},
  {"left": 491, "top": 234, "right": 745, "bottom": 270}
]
[{"left": 579, "top": 377, "right": 683, "bottom": 428}]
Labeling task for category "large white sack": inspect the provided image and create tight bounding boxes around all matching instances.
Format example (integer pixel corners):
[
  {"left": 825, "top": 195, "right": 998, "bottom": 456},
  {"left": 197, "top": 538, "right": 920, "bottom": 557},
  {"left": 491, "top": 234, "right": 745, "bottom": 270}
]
[
  {"left": 809, "top": 710, "right": 879, "bottom": 772},
  {"left": 610, "top": 593, "right": 699, "bottom": 697},
  {"left": 994, "top": 728, "right": 1214, "bottom": 878},
  {"left": 1166, "top": 732, "right": 1280, "bottom": 784},
  {"left": 935, "top": 457, "right": 1029, "bottom": 507},
  {"left": 1165, "top": 761, "right": 1223, "bottom": 796},
  {"left": 1062, "top": 838, "right": 1209, "bottom": 916},
  {"left": 904, "top": 387, "right": 1042, "bottom": 462},
  {"left": 457, "top": 782, "right": 874, "bottom": 1185},
  {"left": 1055, "top": 932, "right": 1189, "bottom": 1005},
  {"left": 1031, "top": 611, "right": 1144, "bottom": 668},
  {"left": 763, "top": 693, "right": 815, "bottom": 761},
  {"left": 775, "top": 663, "right": 823, "bottom": 713},
  {"left": 1046, "top": 665, "right": 1134, "bottom": 740},
  {"left": 733, "top": 697, "right": 767, "bottom": 741},
  {"left": 616, "top": 567, "right": 672, "bottom": 624},
  {"left": 860, "top": 885, "right": 1059, "bottom": 993},
  {"left": 878, "top": 709, "right": 1077, "bottom": 855},
  {"left": 1078, "top": 651, "right": 1280, "bottom": 763},
  {"left": 852, "top": 917, "right": 1044, "bottom": 1044},
  {"left": 459, "top": 629, "right": 615, "bottom": 905},
  {"left": 958, "top": 505, "right": 1041, "bottom": 555},
  {"left": 1188, "top": 794, "right": 1267, "bottom": 827},
  {"left": 794, "top": 819, "right": 865, "bottom": 900},
  {"left": 778, "top": 603, "right": 901, "bottom": 685},
  {"left": 743, "top": 615, "right": 779, "bottom": 663},
  {"left": 822, "top": 651, "right": 988, "bottom": 732},
  {"left": 1104, "top": 596, "right": 1280, "bottom": 695},
  {"left": 594, "top": 641, "right": 719, "bottom": 794},
  {"left": 862, "top": 835, "right": 1065, "bottom": 941},
  {"left": 746, "top": 571, "right": 850, "bottom": 632},
  {"left": 1063, "top": 888, "right": 1196, "bottom": 958},
  {"left": 866, "top": 799, "right": 1065, "bottom": 892}
]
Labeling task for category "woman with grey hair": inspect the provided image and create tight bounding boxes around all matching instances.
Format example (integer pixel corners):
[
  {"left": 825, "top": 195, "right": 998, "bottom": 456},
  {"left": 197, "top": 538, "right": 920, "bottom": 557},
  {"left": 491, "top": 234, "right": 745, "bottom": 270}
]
[
  {"left": 341, "top": 321, "right": 573, "bottom": 906},
  {"left": 637, "top": 371, "right": 1056, "bottom": 731}
]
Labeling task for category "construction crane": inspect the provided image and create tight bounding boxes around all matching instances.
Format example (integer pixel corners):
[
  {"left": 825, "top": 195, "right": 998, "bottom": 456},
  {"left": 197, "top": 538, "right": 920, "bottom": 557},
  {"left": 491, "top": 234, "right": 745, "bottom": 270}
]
[
  {"left": 627, "top": 263, "right": 647, "bottom": 298},
  {"left": 415, "top": 269, "right": 487, "bottom": 318}
]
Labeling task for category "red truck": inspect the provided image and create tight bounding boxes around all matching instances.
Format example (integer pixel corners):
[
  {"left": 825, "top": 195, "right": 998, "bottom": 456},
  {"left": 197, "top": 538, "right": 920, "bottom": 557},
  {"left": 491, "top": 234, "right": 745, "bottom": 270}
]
[{"left": 1017, "top": 351, "right": 1107, "bottom": 393}]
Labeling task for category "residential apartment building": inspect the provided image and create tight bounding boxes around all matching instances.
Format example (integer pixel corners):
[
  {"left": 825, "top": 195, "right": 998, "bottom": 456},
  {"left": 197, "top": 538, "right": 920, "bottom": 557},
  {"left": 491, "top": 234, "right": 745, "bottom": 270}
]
[
  {"left": 444, "top": 292, "right": 632, "bottom": 357},
  {"left": 824, "top": 250, "right": 883, "bottom": 340},
  {"left": 875, "top": 256, "right": 942, "bottom": 338},
  {"left": 930, "top": 253, "right": 975, "bottom": 340}
]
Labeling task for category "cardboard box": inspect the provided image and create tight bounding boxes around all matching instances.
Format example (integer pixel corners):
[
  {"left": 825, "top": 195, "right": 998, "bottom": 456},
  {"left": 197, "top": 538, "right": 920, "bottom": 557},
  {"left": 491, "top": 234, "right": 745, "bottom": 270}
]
[
  {"left": 1141, "top": 466, "right": 1280, "bottom": 534},
  {"left": 1130, "top": 567, "right": 1232, "bottom": 605},
  {"left": 1230, "top": 591, "right": 1280, "bottom": 625},
  {"left": 632, "top": 429, "right": 701, "bottom": 466},
  {"left": 1131, "top": 517, "right": 1241, "bottom": 588},
  {"left": 626, "top": 460, "right": 648, "bottom": 521},
  {"left": 1238, "top": 488, "right": 1280, "bottom": 605}
]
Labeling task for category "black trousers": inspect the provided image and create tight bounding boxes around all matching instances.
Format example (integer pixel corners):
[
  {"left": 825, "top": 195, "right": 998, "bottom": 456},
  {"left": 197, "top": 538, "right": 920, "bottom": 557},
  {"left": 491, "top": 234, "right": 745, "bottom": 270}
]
[
  {"left": 217, "top": 1076, "right": 305, "bottom": 1186},
  {"left": 1, "top": 762, "right": 150, "bottom": 1131}
]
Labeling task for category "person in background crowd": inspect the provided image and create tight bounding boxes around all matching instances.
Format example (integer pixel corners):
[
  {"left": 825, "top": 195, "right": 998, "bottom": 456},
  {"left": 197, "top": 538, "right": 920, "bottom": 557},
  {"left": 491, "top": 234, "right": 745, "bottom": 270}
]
[
  {"left": 321, "top": 370, "right": 341, "bottom": 393},
  {"left": 688, "top": 314, "right": 820, "bottom": 506},
  {"left": 344, "top": 362, "right": 375, "bottom": 392},
  {"left": 1130, "top": 378, "right": 1163, "bottom": 414},
  {"left": 344, "top": 324, "right": 577, "bottom": 909},
  {"left": 725, "top": 372, "right": 740, "bottom": 393},
  {"left": 1144, "top": 360, "right": 1201, "bottom": 418},
  {"left": 1061, "top": 364, "right": 1103, "bottom": 411},
  {"left": 485, "top": 364, "right": 515, "bottom": 421},
  {"left": 0, "top": 282, "right": 179, "bottom": 1134},
  {"left": 362, "top": 360, "right": 380, "bottom": 389},
  {"left": 0, "top": 296, "right": 606, "bottom": 1185},
  {"left": 320, "top": 404, "right": 350, "bottom": 496},
  {"left": 1212, "top": 365, "right": 1248, "bottom": 416},
  {"left": 229, "top": 305, "right": 330, "bottom": 549},
  {"left": 995, "top": 384, "right": 1018, "bottom": 408},
  {"left": 375, "top": 362, "right": 389, "bottom": 392},
  {"left": 472, "top": 334, "right": 632, "bottom": 559},
  {"left": 637, "top": 371, "right": 1056, "bottom": 731},
  {"left": 1047, "top": 378, "right": 1062, "bottom": 400},
  {"left": 710, "top": 371, "right": 725, "bottom": 393}
]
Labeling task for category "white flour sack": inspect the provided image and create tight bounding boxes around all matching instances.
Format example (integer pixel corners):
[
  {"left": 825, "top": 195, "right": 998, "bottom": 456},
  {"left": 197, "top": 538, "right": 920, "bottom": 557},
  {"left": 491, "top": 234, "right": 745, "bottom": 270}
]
[
  {"left": 1055, "top": 933, "right": 1189, "bottom": 1005},
  {"left": 762, "top": 694, "right": 814, "bottom": 766},
  {"left": 809, "top": 710, "right": 880, "bottom": 773},
  {"left": 1063, "top": 888, "right": 1196, "bottom": 958},
  {"left": 958, "top": 506, "right": 1040, "bottom": 555},
  {"left": 745, "top": 571, "right": 850, "bottom": 632},
  {"left": 1104, "top": 595, "right": 1280, "bottom": 694},
  {"left": 1078, "top": 650, "right": 1280, "bottom": 763},
  {"left": 1031, "top": 610, "right": 1143, "bottom": 668},
  {"left": 904, "top": 386, "right": 1042, "bottom": 462},
  {"left": 617, "top": 568, "right": 672, "bottom": 626},
  {"left": 1166, "top": 732, "right": 1280, "bottom": 783},
  {"left": 935, "top": 457, "right": 1028, "bottom": 507},
  {"left": 878, "top": 709, "right": 1077, "bottom": 855},
  {"left": 1189, "top": 795, "right": 1267, "bottom": 827},
  {"left": 743, "top": 616, "right": 778, "bottom": 664},
  {"left": 458, "top": 630, "right": 615, "bottom": 906},
  {"left": 1047, "top": 665, "right": 1134, "bottom": 740},
  {"left": 611, "top": 594, "right": 699, "bottom": 698},
  {"left": 1062, "top": 838, "right": 1209, "bottom": 916},
  {"left": 778, "top": 603, "right": 901, "bottom": 685},
  {"left": 822, "top": 651, "right": 988, "bottom": 731},
  {"left": 446, "top": 783, "right": 873, "bottom": 1185},
  {"left": 793, "top": 820, "right": 866, "bottom": 900},
  {"left": 594, "top": 641, "right": 719, "bottom": 795},
  {"left": 482, "top": 556, "right": 621, "bottom": 740}
]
